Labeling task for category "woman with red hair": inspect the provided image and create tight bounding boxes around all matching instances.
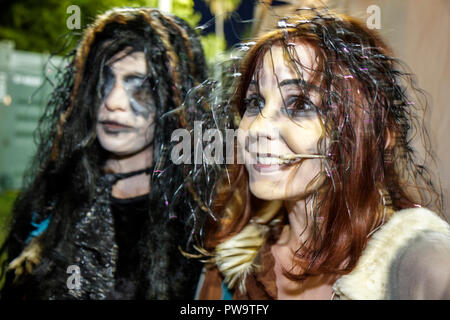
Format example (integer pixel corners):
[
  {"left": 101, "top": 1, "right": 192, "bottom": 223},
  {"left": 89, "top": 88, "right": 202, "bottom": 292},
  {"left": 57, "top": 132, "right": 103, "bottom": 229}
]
[{"left": 197, "top": 8, "right": 450, "bottom": 299}]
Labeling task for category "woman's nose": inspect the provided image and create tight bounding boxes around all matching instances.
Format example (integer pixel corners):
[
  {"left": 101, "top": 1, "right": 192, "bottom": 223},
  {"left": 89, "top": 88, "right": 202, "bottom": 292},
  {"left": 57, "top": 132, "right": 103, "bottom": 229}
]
[
  {"left": 246, "top": 103, "right": 283, "bottom": 156},
  {"left": 104, "top": 82, "right": 130, "bottom": 112},
  {"left": 247, "top": 102, "right": 280, "bottom": 142}
]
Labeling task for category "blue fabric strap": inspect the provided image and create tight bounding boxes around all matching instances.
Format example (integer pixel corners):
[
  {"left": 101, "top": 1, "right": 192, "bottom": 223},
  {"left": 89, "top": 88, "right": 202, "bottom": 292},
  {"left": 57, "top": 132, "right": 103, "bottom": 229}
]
[
  {"left": 221, "top": 281, "right": 233, "bottom": 300},
  {"left": 24, "top": 211, "right": 52, "bottom": 244}
]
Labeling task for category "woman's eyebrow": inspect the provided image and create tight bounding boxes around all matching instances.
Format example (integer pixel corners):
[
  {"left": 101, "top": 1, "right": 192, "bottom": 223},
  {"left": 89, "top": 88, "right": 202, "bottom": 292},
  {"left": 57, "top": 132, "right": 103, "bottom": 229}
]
[{"left": 279, "top": 79, "right": 307, "bottom": 87}]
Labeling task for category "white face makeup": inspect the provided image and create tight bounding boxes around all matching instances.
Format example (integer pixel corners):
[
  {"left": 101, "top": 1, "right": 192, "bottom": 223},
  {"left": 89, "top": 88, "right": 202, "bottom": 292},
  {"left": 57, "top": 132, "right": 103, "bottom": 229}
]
[
  {"left": 96, "top": 50, "right": 156, "bottom": 156},
  {"left": 237, "top": 43, "right": 326, "bottom": 201}
]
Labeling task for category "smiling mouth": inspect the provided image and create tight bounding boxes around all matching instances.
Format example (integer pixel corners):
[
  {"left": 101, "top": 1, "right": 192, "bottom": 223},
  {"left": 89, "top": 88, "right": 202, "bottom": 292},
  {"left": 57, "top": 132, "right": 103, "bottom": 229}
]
[
  {"left": 100, "top": 120, "right": 134, "bottom": 133},
  {"left": 250, "top": 153, "right": 291, "bottom": 173},
  {"left": 256, "top": 156, "right": 292, "bottom": 165}
]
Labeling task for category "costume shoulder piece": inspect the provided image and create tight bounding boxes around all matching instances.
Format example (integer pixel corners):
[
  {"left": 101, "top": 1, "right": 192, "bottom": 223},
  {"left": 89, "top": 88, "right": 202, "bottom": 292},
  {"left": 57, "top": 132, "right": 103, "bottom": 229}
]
[
  {"left": 210, "top": 201, "right": 282, "bottom": 294},
  {"left": 212, "top": 223, "right": 270, "bottom": 294},
  {"left": 332, "top": 207, "right": 450, "bottom": 300}
]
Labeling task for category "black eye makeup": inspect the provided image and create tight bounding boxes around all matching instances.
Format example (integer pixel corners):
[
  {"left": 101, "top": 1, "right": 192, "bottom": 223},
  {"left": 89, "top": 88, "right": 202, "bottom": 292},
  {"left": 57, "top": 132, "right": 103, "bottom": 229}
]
[
  {"left": 101, "top": 65, "right": 156, "bottom": 119},
  {"left": 243, "top": 93, "right": 265, "bottom": 116},
  {"left": 123, "top": 75, "right": 155, "bottom": 118},
  {"left": 283, "top": 94, "right": 317, "bottom": 118},
  {"left": 243, "top": 82, "right": 317, "bottom": 119},
  {"left": 101, "top": 66, "right": 115, "bottom": 99}
]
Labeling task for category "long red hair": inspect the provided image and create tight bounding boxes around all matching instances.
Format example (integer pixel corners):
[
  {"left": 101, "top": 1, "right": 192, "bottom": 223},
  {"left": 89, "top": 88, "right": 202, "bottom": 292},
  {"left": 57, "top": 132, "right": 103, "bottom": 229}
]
[{"left": 204, "top": 10, "right": 443, "bottom": 279}]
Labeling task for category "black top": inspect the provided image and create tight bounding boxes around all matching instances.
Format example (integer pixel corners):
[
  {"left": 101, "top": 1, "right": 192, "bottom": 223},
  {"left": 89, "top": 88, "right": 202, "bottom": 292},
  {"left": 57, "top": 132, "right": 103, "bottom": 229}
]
[{"left": 110, "top": 193, "right": 149, "bottom": 299}]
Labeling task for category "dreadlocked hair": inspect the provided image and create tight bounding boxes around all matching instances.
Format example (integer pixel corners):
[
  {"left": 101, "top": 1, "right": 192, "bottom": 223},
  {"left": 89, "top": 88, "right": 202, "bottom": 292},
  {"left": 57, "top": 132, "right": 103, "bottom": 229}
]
[
  {"left": 1, "top": 8, "right": 208, "bottom": 299},
  {"left": 201, "top": 7, "right": 444, "bottom": 290}
]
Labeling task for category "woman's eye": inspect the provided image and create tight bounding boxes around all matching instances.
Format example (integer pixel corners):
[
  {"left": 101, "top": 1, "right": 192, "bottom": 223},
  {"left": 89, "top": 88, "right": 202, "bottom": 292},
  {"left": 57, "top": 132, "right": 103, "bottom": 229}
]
[
  {"left": 284, "top": 96, "right": 316, "bottom": 117},
  {"left": 243, "top": 95, "right": 264, "bottom": 116},
  {"left": 124, "top": 76, "right": 148, "bottom": 89},
  {"left": 286, "top": 96, "right": 299, "bottom": 108}
]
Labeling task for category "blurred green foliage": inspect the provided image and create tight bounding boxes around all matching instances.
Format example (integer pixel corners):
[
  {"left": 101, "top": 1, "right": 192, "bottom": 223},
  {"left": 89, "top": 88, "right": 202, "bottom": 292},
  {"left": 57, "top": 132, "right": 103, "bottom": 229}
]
[
  {"left": 0, "top": 190, "right": 18, "bottom": 241},
  {"left": 200, "top": 33, "right": 226, "bottom": 64},
  {"left": 0, "top": 0, "right": 228, "bottom": 66},
  {"left": 0, "top": 0, "right": 201, "bottom": 54},
  {"left": 0, "top": 190, "right": 16, "bottom": 291}
]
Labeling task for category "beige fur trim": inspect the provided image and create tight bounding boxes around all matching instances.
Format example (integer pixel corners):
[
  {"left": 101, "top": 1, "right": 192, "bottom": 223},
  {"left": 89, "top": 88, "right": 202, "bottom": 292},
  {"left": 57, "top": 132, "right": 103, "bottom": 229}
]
[
  {"left": 213, "top": 201, "right": 282, "bottom": 293},
  {"left": 332, "top": 208, "right": 450, "bottom": 300},
  {"left": 7, "top": 236, "right": 43, "bottom": 282},
  {"left": 215, "top": 223, "right": 269, "bottom": 293}
]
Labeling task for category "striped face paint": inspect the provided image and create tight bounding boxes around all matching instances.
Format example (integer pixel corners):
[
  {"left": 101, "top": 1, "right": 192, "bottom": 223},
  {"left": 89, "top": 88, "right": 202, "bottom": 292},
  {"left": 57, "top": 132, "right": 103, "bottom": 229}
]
[
  {"left": 96, "top": 51, "right": 156, "bottom": 156},
  {"left": 102, "top": 64, "right": 156, "bottom": 119}
]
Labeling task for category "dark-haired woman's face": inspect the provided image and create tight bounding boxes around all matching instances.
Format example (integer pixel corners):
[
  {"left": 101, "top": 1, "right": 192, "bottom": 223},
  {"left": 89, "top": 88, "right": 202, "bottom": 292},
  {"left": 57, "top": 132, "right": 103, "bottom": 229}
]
[
  {"left": 96, "top": 50, "right": 156, "bottom": 156},
  {"left": 237, "top": 43, "right": 326, "bottom": 200}
]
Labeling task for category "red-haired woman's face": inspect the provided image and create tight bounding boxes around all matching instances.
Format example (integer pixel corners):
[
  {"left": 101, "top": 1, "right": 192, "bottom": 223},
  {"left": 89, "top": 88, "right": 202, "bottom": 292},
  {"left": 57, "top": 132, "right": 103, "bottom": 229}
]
[{"left": 237, "top": 43, "right": 326, "bottom": 201}]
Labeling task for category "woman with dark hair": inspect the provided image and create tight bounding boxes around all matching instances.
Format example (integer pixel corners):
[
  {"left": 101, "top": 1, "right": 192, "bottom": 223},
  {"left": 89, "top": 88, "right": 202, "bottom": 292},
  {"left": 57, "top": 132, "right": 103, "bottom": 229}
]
[
  {"left": 0, "top": 7, "right": 208, "bottom": 299},
  {"left": 197, "top": 8, "right": 450, "bottom": 299}
]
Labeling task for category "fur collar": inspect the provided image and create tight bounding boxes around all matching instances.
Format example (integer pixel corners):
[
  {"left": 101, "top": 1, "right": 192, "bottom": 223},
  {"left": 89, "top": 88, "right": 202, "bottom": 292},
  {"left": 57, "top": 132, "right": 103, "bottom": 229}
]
[
  {"left": 332, "top": 207, "right": 450, "bottom": 299},
  {"left": 214, "top": 207, "right": 450, "bottom": 299},
  {"left": 214, "top": 223, "right": 270, "bottom": 294}
]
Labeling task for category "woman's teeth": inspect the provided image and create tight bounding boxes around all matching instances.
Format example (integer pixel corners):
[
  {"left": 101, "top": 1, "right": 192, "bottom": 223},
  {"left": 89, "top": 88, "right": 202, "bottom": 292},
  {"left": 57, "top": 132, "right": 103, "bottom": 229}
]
[{"left": 256, "top": 157, "right": 291, "bottom": 165}]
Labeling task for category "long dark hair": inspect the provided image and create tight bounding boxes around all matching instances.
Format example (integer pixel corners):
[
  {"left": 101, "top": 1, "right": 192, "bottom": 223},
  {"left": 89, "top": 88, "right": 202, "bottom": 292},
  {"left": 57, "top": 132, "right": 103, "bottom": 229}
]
[{"left": 1, "top": 8, "right": 208, "bottom": 299}]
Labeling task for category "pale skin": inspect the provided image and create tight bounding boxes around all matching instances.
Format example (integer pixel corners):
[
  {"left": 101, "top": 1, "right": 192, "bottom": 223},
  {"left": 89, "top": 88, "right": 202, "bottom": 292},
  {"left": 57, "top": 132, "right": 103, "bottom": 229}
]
[
  {"left": 237, "top": 43, "right": 336, "bottom": 299},
  {"left": 96, "top": 50, "right": 155, "bottom": 199}
]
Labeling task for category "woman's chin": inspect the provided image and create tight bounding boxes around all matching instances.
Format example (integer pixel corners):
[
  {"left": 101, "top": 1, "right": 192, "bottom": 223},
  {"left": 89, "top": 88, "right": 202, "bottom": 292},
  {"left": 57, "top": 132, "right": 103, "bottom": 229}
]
[
  {"left": 249, "top": 184, "right": 284, "bottom": 201},
  {"left": 249, "top": 182, "right": 317, "bottom": 202}
]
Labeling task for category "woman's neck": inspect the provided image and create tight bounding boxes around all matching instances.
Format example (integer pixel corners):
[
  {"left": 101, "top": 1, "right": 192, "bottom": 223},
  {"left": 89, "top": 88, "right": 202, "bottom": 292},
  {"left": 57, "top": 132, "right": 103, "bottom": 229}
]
[
  {"left": 280, "top": 198, "right": 315, "bottom": 248},
  {"left": 104, "top": 145, "right": 153, "bottom": 199},
  {"left": 272, "top": 197, "right": 335, "bottom": 300}
]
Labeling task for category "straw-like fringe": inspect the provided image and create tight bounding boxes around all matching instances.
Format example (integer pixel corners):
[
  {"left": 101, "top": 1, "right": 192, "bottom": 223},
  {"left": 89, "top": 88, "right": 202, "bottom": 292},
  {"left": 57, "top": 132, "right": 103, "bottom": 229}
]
[
  {"left": 7, "top": 236, "right": 43, "bottom": 283},
  {"left": 214, "top": 223, "right": 269, "bottom": 294}
]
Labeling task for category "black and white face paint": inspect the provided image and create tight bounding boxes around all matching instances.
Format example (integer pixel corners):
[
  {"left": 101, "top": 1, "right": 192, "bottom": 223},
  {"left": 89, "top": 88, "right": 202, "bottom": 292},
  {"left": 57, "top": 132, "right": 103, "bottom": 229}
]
[
  {"left": 96, "top": 50, "right": 156, "bottom": 157},
  {"left": 102, "top": 65, "right": 156, "bottom": 119}
]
